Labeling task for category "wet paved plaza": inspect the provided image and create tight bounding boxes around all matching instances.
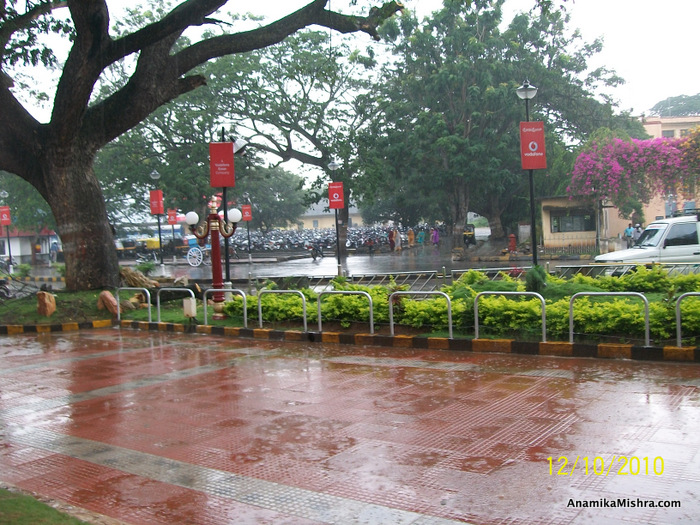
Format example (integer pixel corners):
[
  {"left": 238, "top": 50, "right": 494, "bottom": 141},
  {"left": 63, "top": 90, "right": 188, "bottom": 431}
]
[{"left": 0, "top": 328, "right": 699, "bottom": 524}]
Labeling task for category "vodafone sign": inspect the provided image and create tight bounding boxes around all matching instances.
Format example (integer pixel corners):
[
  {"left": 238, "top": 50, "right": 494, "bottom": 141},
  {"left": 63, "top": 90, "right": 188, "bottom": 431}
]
[
  {"left": 209, "top": 142, "right": 235, "bottom": 187},
  {"left": 328, "top": 182, "right": 344, "bottom": 209},
  {"left": 520, "top": 121, "right": 547, "bottom": 170}
]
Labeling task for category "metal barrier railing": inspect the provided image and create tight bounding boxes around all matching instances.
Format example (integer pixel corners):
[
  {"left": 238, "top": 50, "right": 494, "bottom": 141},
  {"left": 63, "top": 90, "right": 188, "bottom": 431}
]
[
  {"left": 569, "top": 292, "right": 650, "bottom": 346},
  {"left": 675, "top": 292, "right": 700, "bottom": 347},
  {"left": 388, "top": 291, "right": 452, "bottom": 338},
  {"left": 317, "top": 290, "right": 374, "bottom": 334},
  {"left": 557, "top": 263, "right": 700, "bottom": 279},
  {"left": 203, "top": 288, "right": 247, "bottom": 327},
  {"left": 257, "top": 290, "right": 307, "bottom": 332},
  {"left": 156, "top": 287, "right": 195, "bottom": 323},
  {"left": 116, "top": 287, "right": 152, "bottom": 322},
  {"left": 452, "top": 266, "right": 532, "bottom": 281},
  {"left": 474, "top": 292, "right": 546, "bottom": 342},
  {"left": 352, "top": 271, "right": 439, "bottom": 291}
]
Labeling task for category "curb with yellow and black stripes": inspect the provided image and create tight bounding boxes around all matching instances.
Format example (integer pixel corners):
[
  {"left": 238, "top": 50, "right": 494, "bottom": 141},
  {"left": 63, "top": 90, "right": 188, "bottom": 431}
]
[
  {"left": 115, "top": 320, "right": 699, "bottom": 363},
  {"left": 0, "top": 318, "right": 696, "bottom": 363}
]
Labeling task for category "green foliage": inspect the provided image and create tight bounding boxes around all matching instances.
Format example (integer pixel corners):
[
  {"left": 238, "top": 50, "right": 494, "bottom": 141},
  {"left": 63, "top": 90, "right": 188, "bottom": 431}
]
[
  {"left": 134, "top": 261, "right": 156, "bottom": 276},
  {"left": 525, "top": 265, "right": 547, "bottom": 294},
  {"left": 15, "top": 264, "right": 31, "bottom": 278}
]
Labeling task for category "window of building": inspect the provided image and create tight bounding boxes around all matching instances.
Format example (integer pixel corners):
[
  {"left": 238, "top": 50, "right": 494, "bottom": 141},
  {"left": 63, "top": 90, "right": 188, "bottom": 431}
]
[
  {"left": 0, "top": 240, "right": 4, "bottom": 255},
  {"left": 312, "top": 220, "right": 319, "bottom": 229},
  {"left": 662, "top": 130, "right": 675, "bottom": 138},
  {"left": 681, "top": 129, "right": 690, "bottom": 137},
  {"left": 550, "top": 210, "right": 595, "bottom": 233}
]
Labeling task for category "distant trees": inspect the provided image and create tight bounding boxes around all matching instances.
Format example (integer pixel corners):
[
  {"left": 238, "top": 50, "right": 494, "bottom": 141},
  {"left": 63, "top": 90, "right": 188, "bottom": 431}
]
[{"left": 650, "top": 94, "right": 700, "bottom": 117}]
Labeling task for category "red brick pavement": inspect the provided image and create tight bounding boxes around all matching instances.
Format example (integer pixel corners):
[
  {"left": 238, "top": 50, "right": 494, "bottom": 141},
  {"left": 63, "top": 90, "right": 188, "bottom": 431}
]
[{"left": 1, "top": 328, "right": 698, "bottom": 524}]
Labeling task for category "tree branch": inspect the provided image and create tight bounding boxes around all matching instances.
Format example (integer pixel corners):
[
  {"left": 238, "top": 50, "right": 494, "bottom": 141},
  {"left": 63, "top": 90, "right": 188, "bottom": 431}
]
[{"left": 0, "top": 0, "right": 67, "bottom": 52}]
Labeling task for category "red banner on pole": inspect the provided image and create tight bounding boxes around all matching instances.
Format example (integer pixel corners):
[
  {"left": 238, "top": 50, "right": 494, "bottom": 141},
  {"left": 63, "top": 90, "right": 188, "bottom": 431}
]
[
  {"left": 149, "top": 190, "right": 164, "bottom": 215},
  {"left": 241, "top": 204, "right": 252, "bottom": 221},
  {"left": 0, "top": 206, "right": 10, "bottom": 226},
  {"left": 520, "top": 121, "right": 547, "bottom": 170},
  {"left": 166, "top": 209, "right": 178, "bottom": 225},
  {"left": 328, "top": 182, "right": 344, "bottom": 209},
  {"left": 209, "top": 142, "right": 235, "bottom": 187}
]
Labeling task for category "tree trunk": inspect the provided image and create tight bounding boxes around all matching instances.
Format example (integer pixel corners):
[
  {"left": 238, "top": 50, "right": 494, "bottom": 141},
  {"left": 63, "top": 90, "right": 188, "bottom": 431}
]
[
  {"left": 449, "top": 182, "right": 468, "bottom": 248},
  {"left": 44, "top": 149, "right": 120, "bottom": 290},
  {"left": 487, "top": 215, "right": 505, "bottom": 239}
]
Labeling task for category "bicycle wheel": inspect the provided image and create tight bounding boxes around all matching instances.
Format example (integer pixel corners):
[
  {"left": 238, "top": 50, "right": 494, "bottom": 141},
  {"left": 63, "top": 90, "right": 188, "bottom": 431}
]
[{"left": 187, "top": 247, "right": 203, "bottom": 267}]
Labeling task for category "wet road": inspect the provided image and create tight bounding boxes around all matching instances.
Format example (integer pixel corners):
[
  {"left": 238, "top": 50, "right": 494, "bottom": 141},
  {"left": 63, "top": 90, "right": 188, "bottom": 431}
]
[
  {"left": 1, "top": 328, "right": 698, "bottom": 524},
  {"left": 163, "top": 244, "right": 534, "bottom": 281}
]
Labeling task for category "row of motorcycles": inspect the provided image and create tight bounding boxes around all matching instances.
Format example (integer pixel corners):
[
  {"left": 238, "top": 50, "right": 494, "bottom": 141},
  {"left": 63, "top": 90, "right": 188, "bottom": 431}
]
[{"left": 117, "top": 225, "right": 449, "bottom": 262}]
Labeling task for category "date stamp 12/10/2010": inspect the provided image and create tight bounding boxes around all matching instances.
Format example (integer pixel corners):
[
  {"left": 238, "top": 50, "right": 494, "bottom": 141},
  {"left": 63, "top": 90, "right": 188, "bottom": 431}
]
[{"left": 548, "top": 456, "right": 664, "bottom": 476}]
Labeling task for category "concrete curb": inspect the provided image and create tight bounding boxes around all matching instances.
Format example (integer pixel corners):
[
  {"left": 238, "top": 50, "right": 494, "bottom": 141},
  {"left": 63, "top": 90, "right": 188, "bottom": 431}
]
[
  {"left": 115, "top": 320, "right": 699, "bottom": 364},
  {"left": 9, "top": 276, "right": 66, "bottom": 283},
  {"left": 1, "top": 319, "right": 696, "bottom": 363},
  {"left": 0, "top": 319, "right": 114, "bottom": 334}
]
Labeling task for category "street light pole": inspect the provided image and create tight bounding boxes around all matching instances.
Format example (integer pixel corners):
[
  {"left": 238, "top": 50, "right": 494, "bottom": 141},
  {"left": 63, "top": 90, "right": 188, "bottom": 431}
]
[
  {"left": 0, "top": 190, "right": 12, "bottom": 274},
  {"left": 328, "top": 160, "right": 343, "bottom": 276},
  {"left": 185, "top": 202, "right": 242, "bottom": 315},
  {"left": 516, "top": 80, "right": 539, "bottom": 267},
  {"left": 149, "top": 170, "right": 164, "bottom": 268},
  {"left": 243, "top": 192, "right": 253, "bottom": 264}
]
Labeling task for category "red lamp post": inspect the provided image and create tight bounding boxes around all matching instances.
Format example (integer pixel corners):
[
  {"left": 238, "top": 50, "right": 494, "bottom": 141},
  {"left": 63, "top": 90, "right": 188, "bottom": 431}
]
[{"left": 185, "top": 200, "right": 242, "bottom": 309}]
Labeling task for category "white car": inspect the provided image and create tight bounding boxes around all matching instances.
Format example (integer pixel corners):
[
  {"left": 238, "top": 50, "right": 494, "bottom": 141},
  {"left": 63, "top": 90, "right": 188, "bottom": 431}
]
[{"left": 595, "top": 214, "right": 700, "bottom": 264}]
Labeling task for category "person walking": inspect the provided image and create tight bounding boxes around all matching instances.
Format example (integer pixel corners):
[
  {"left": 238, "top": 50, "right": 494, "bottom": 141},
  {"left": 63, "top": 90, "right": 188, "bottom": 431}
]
[
  {"left": 632, "top": 223, "right": 643, "bottom": 244},
  {"left": 431, "top": 227, "right": 440, "bottom": 247},
  {"left": 624, "top": 223, "right": 634, "bottom": 248}
]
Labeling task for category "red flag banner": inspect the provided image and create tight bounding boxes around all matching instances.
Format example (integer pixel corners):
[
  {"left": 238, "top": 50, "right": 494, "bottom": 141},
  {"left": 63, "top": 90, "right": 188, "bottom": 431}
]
[
  {"left": 209, "top": 142, "right": 235, "bottom": 187},
  {"left": 0, "top": 206, "right": 10, "bottom": 226},
  {"left": 167, "top": 209, "right": 178, "bottom": 225},
  {"left": 149, "top": 190, "right": 164, "bottom": 215},
  {"left": 520, "top": 121, "right": 547, "bottom": 170},
  {"left": 328, "top": 182, "right": 344, "bottom": 209},
  {"left": 241, "top": 204, "right": 252, "bottom": 221}
]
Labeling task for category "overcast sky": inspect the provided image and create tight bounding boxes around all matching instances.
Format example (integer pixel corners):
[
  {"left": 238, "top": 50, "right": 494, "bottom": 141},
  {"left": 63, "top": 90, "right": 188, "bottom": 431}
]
[
  {"left": 27, "top": 0, "right": 698, "bottom": 119},
  {"left": 239, "top": 0, "right": 700, "bottom": 116}
]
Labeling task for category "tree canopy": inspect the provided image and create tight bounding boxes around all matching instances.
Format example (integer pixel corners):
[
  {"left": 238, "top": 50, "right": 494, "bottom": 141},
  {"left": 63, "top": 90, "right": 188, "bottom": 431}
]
[
  {"left": 0, "top": 0, "right": 403, "bottom": 290},
  {"left": 354, "top": 0, "right": 634, "bottom": 240}
]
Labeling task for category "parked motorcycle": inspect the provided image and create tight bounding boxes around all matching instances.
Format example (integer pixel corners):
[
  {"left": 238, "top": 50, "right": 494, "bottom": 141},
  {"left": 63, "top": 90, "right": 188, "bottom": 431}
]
[{"left": 0, "top": 278, "right": 12, "bottom": 299}]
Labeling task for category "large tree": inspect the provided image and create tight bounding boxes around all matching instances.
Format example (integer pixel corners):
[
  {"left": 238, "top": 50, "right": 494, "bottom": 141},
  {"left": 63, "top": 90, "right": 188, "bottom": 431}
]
[{"left": 0, "top": 0, "right": 402, "bottom": 290}]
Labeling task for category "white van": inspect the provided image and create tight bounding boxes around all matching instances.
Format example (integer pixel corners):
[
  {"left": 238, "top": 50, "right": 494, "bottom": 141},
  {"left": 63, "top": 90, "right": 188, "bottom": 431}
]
[{"left": 595, "top": 214, "right": 700, "bottom": 264}]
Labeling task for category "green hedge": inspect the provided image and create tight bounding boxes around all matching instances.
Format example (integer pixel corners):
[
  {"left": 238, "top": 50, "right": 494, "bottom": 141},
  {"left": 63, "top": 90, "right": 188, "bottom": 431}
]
[{"left": 221, "top": 267, "right": 700, "bottom": 345}]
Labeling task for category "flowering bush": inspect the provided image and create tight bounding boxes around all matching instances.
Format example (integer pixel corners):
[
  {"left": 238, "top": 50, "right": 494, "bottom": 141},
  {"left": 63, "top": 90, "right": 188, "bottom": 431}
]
[{"left": 567, "top": 135, "right": 698, "bottom": 211}]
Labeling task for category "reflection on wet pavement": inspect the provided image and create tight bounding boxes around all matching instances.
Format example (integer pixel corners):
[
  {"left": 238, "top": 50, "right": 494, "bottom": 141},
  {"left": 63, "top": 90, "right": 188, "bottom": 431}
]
[{"left": 1, "top": 329, "right": 698, "bottom": 524}]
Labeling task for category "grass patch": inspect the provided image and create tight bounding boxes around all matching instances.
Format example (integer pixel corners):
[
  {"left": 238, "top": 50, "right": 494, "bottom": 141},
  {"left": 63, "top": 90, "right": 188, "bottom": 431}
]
[
  {"left": 0, "top": 487, "right": 90, "bottom": 525},
  {"left": 0, "top": 290, "right": 112, "bottom": 325}
]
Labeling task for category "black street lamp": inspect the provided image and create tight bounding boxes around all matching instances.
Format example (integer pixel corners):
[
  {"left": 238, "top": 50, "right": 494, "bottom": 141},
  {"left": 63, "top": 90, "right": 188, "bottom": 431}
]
[
  {"left": 516, "top": 80, "right": 539, "bottom": 266},
  {"left": 328, "top": 160, "right": 343, "bottom": 276}
]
